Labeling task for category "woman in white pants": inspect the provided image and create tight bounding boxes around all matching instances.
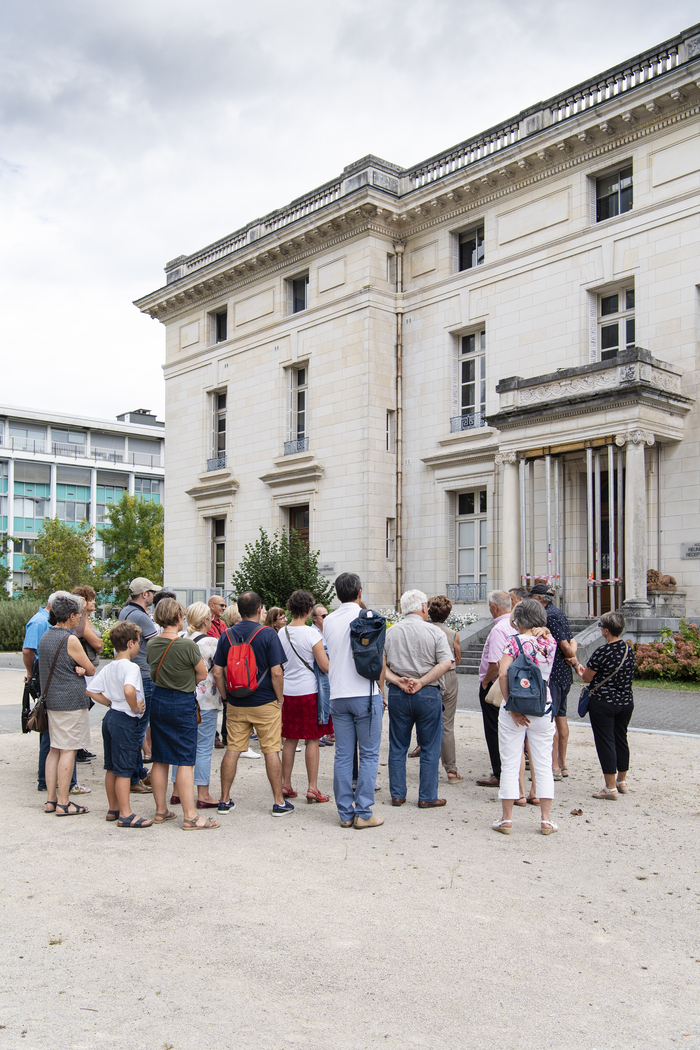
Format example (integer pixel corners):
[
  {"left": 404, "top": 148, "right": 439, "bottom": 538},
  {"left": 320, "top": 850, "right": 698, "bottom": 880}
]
[{"left": 494, "top": 599, "right": 558, "bottom": 836}]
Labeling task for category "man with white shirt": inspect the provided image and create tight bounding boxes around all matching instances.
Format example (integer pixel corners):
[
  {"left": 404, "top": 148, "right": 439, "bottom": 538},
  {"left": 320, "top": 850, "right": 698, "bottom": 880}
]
[{"left": 323, "top": 573, "right": 385, "bottom": 829}]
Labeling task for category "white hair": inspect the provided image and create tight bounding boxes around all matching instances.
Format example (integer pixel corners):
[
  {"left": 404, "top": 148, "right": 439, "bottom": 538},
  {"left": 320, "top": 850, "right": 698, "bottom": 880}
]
[
  {"left": 400, "top": 589, "right": 428, "bottom": 616},
  {"left": 47, "top": 590, "right": 73, "bottom": 609},
  {"left": 488, "top": 589, "right": 511, "bottom": 613}
]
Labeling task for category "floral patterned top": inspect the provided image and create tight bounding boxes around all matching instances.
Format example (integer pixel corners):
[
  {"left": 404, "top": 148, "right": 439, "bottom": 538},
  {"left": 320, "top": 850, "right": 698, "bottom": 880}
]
[
  {"left": 190, "top": 633, "right": 222, "bottom": 710},
  {"left": 504, "top": 633, "right": 557, "bottom": 697}
]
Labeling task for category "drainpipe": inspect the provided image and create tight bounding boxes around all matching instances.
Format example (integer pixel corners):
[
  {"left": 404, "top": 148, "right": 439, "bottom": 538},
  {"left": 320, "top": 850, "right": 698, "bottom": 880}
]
[{"left": 394, "top": 243, "right": 405, "bottom": 607}]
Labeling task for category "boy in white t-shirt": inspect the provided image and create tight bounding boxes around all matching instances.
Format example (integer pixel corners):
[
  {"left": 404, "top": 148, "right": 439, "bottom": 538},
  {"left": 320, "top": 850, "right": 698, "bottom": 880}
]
[{"left": 86, "top": 621, "right": 152, "bottom": 828}]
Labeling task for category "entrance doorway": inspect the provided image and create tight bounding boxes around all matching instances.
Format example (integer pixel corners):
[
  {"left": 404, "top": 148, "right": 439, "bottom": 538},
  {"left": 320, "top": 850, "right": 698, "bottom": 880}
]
[{"left": 289, "top": 504, "right": 309, "bottom": 547}]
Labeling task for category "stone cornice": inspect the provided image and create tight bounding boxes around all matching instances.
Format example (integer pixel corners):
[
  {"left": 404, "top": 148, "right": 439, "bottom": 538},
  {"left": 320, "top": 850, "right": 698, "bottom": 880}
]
[
  {"left": 259, "top": 460, "right": 325, "bottom": 488},
  {"left": 185, "top": 471, "right": 239, "bottom": 501},
  {"left": 135, "top": 70, "right": 700, "bottom": 323}
]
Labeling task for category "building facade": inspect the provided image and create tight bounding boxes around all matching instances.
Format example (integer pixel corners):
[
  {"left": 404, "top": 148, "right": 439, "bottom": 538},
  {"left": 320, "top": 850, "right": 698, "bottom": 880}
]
[
  {"left": 1, "top": 407, "right": 164, "bottom": 592},
  {"left": 136, "top": 25, "right": 700, "bottom": 623}
]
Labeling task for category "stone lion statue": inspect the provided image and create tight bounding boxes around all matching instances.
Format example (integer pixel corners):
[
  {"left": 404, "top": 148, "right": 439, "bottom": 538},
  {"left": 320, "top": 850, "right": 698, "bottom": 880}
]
[{"left": 647, "top": 569, "right": 677, "bottom": 591}]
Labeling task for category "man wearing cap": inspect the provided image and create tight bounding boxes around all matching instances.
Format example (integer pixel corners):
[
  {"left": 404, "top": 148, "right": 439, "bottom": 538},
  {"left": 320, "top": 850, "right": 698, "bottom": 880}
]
[
  {"left": 529, "top": 584, "right": 578, "bottom": 778},
  {"left": 119, "top": 578, "right": 159, "bottom": 793}
]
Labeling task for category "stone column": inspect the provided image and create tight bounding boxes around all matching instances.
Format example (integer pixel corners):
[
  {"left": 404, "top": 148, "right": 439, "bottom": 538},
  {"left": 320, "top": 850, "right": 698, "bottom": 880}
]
[
  {"left": 616, "top": 429, "right": 654, "bottom": 617},
  {"left": 496, "top": 451, "right": 520, "bottom": 590}
]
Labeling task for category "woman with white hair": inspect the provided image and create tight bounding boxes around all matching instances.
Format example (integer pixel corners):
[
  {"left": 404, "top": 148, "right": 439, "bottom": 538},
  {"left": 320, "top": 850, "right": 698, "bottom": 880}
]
[
  {"left": 38, "top": 593, "right": 95, "bottom": 816},
  {"left": 495, "top": 599, "right": 558, "bottom": 836},
  {"left": 169, "top": 602, "right": 222, "bottom": 809}
]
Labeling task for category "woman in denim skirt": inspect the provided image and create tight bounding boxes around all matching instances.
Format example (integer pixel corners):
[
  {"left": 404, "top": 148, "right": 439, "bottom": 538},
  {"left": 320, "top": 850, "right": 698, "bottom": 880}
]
[{"left": 146, "top": 598, "right": 220, "bottom": 831}]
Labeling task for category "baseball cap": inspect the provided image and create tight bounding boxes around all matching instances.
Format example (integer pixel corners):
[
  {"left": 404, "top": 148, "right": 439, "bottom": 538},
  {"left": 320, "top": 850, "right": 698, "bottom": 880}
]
[
  {"left": 529, "top": 583, "right": 555, "bottom": 597},
  {"left": 129, "top": 577, "right": 158, "bottom": 596}
]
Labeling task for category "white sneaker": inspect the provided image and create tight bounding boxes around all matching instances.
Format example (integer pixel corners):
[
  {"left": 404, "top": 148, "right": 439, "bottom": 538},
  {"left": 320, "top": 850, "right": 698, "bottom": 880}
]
[
  {"left": 69, "top": 783, "right": 91, "bottom": 795},
  {"left": 240, "top": 748, "right": 262, "bottom": 759}
]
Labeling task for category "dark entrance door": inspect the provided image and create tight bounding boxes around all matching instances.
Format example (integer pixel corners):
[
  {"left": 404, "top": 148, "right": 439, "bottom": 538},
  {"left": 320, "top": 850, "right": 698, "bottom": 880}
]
[{"left": 289, "top": 504, "right": 309, "bottom": 547}]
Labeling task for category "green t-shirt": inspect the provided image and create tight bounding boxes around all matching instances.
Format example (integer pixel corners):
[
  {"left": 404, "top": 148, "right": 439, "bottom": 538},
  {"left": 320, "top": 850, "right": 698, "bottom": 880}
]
[{"left": 147, "top": 636, "right": 201, "bottom": 693}]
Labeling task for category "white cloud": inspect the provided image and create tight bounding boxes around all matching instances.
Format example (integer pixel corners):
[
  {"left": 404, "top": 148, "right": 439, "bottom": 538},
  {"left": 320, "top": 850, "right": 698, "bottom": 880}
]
[{"left": 0, "top": 0, "right": 696, "bottom": 420}]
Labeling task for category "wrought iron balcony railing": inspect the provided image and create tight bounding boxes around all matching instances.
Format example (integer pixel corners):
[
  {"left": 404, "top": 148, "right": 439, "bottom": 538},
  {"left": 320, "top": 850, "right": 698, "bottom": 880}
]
[
  {"left": 447, "top": 583, "right": 487, "bottom": 602},
  {"left": 207, "top": 455, "right": 227, "bottom": 471},
  {"left": 284, "top": 437, "right": 310, "bottom": 455},
  {"left": 450, "top": 413, "right": 487, "bottom": 433}
]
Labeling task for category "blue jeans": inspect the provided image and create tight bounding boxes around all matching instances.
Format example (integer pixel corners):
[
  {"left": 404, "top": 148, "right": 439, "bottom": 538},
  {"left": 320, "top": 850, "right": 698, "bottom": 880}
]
[
  {"left": 131, "top": 677, "right": 153, "bottom": 784},
  {"left": 330, "top": 694, "right": 383, "bottom": 821},
  {"left": 388, "top": 684, "right": 443, "bottom": 803},
  {"left": 171, "top": 707, "right": 219, "bottom": 787},
  {"left": 38, "top": 731, "right": 78, "bottom": 789}
]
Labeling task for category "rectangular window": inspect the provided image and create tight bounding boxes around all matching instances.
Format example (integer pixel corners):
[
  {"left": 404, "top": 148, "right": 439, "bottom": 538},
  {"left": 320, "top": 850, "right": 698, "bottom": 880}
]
[
  {"left": 386, "top": 410, "right": 396, "bottom": 453},
  {"left": 386, "top": 253, "right": 396, "bottom": 287},
  {"left": 8, "top": 424, "right": 45, "bottom": 453},
  {"left": 213, "top": 518, "right": 226, "bottom": 589},
  {"left": 289, "top": 504, "right": 309, "bottom": 547},
  {"left": 456, "top": 489, "right": 487, "bottom": 594},
  {"left": 596, "top": 166, "right": 633, "bottom": 222},
  {"left": 209, "top": 391, "right": 227, "bottom": 469},
  {"left": 285, "top": 367, "right": 309, "bottom": 454},
  {"left": 215, "top": 310, "right": 228, "bottom": 343},
  {"left": 385, "top": 518, "right": 396, "bottom": 560},
  {"left": 599, "top": 286, "right": 635, "bottom": 360},
  {"left": 453, "top": 331, "right": 486, "bottom": 431},
  {"left": 290, "top": 274, "right": 309, "bottom": 314},
  {"left": 459, "top": 226, "right": 484, "bottom": 271},
  {"left": 135, "top": 477, "right": 162, "bottom": 503}
]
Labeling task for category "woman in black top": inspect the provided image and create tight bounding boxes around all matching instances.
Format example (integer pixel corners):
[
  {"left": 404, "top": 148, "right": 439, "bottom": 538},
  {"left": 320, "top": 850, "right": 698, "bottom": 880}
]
[{"left": 577, "top": 610, "right": 635, "bottom": 800}]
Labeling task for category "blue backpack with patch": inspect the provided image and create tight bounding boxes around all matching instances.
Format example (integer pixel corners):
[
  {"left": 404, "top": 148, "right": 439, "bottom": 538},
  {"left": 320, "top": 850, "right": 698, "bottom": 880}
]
[
  {"left": 349, "top": 609, "right": 387, "bottom": 729},
  {"left": 505, "top": 637, "right": 549, "bottom": 717}
]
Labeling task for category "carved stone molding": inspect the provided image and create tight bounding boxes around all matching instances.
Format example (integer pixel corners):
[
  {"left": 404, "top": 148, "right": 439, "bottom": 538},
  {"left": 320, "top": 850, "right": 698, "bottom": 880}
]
[
  {"left": 494, "top": 451, "right": 518, "bottom": 465},
  {"left": 615, "top": 429, "right": 655, "bottom": 447}
]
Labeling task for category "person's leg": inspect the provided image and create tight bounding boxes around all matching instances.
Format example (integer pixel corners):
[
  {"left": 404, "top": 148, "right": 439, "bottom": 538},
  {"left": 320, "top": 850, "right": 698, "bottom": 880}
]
[
  {"left": 45, "top": 745, "right": 59, "bottom": 803},
  {"left": 56, "top": 749, "right": 77, "bottom": 807},
  {"left": 588, "top": 698, "right": 618, "bottom": 790},
  {"left": 613, "top": 702, "right": 633, "bottom": 782},
  {"left": 220, "top": 750, "right": 240, "bottom": 801},
  {"left": 115, "top": 776, "right": 133, "bottom": 818},
  {"left": 282, "top": 739, "right": 298, "bottom": 788},
  {"left": 387, "top": 686, "right": 413, "bottom": 801},
  {"left": 38, "top": 731, "right": 50, "bottom": 789},
  {"left": 105, "top": 770, "right": 118, "bottom": 811},
  {"left": 353, "top": 695, "right": 383, "bottom": 820},
  {"left": 221, "top": 702, "right": 228, "bottom": 744},
  {"left": 497, "top": 709, "right": 525, "bottom": 822},
  {"left": 131, "top": 677, "right": 153, "bottom": 785},
  {"left": 478, "top": 683, "right": 501, "bottom": 779},
  {"left": 440, "top": 673, "right": 458, "bottom": 774},
  {"left": 525, "top": 736, "right": 538, "bottom": 801},
  {"left": 527, "top": 714, "right": 556, "bottom": 821},
  {"left": 554, "top": 716, "right": 570, "bottom": 768},
  {"left": 304, "top": 738, "right": 320, "bottom": 793},
  {"left": 175, "top": 766, "right": 198, "bottom": 820},
  {"left": 264, "top": 752, "right": 284, "bottom": 806},
  {"left": 194, "top": 708, "right": 219, "bottom": 802},
  {"left": 150, "top": 762, "right": 170, "bottom": 814},
  {"left": 414, "top": 687, "right": 444, "bottom": 803},
  {"left": 330, "top": 699, "right": 357, "bottom": 822}
]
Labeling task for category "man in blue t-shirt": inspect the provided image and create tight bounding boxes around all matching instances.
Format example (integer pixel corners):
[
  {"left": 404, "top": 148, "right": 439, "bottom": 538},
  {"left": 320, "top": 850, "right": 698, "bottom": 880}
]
[
  {"left": 213, "top": 591, "right": 290, "bottom": 817},
  {"left": 22, "top": 591, "right": 78, "bottom": 793}
]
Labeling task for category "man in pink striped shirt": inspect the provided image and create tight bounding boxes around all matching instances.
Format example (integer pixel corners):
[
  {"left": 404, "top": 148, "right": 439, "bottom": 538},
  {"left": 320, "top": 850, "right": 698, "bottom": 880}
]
[{"left": 476, "top": 591, "right": 517, "bottom": 787}]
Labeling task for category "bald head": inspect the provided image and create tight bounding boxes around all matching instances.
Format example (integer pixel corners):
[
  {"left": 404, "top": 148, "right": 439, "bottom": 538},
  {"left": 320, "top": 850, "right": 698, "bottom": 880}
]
[{"left": 208, "top": 595, "right": 226, "bottom": 617}]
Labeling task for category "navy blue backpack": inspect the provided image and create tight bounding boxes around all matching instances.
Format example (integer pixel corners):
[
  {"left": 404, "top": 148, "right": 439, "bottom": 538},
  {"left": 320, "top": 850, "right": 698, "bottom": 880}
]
[
  {"left": 505, "top": 637, "right": 549, "bottom": 717},
  {"left": 349, "top": 610, "right": 387, "bottom": 727}
]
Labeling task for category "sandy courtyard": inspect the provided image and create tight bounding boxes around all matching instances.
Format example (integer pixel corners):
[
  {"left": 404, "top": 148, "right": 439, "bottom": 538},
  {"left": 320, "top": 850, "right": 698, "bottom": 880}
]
[{"left": 1, "top": 670, "right": 699, "bottom": 1050}]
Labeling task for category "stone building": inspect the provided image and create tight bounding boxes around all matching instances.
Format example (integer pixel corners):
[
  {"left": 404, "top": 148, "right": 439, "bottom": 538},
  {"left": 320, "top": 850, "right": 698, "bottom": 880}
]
[
  {"left": 136, "top": 24, "right": 700, "bottom": 627},
  {"left": 0, "top": 407, "right": 164, "bottom": 592}
]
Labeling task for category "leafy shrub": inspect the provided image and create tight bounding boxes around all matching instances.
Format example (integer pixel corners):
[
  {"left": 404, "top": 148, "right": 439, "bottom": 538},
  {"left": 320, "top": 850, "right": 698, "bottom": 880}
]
[
  {"left": 377, "top": 607, "right": 478, "bottom": 632},
  {"left": 634, "top": 620, "right": 700, "bottom": 681},
  {"left": 0, "top": 600, "right": 42, "bottom": 651},
  {"left": 96, "top": 617, "right": 119, "bottom": 659},
  {"left": 231, "top": 528, "right": 335, "bottom": 609}
]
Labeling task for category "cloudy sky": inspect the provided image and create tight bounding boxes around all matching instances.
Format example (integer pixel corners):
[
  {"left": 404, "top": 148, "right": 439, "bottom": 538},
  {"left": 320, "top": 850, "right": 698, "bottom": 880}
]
[{"left": 1, "top": 0, "right": 697, "bottom": 423}]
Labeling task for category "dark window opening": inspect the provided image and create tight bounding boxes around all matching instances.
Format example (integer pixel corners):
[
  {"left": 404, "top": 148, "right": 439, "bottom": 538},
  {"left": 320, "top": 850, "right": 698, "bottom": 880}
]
[
  {"left": 215, "top": 311, "right": 228, "bottom": 342},
  {"left": 596, "top": 166, "right": 633, "bottom": 222},
  {"left": 459, "top": 226, "right": 484, "bottom": 271}
]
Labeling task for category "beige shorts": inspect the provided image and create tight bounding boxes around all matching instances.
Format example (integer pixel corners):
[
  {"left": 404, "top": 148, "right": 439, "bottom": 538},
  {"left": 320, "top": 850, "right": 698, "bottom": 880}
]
[
  {"left": 47, "top": 708, "right": 91, "bottom": 751},
  {"left": 226, "top": 701, "right": 281, "bottom": 754}
]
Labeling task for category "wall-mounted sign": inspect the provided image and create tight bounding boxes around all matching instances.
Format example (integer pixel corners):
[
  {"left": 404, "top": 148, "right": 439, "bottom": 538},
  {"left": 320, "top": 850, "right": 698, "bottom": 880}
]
[
  {"left": 318, "top": 562, "right": 336, "bottom": 574},
  {"left": 681, "top": 542, "right": 700, "bottom": 559}
]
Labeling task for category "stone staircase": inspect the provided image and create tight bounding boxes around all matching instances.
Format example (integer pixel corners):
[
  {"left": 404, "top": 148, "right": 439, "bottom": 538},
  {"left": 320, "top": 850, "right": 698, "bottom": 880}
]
[{"left": 456, "top": 615, "right": 595, "bottom": 674}]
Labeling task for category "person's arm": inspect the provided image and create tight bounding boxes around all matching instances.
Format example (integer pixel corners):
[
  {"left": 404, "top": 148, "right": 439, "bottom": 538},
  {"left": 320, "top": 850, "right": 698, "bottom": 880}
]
[
  {"left": 67, "top": 633, "right": 94, "bottom": 676},
  {"left": 578, "top": 664, "right": 596, "bottom": 683},
  {"left": 498, "top": 653, "right": 513, "bottom": 701},
  {"left": 270, "top": 664, "right": 284, "bottom": 704},
  {"left": 406, "top": 659, "right": 452, "bottom": 692},
  {"left": 85, "top": 689, "right": 111, "bottom": 708},
  {"left": 22, "top": 648, "right": 35, "bottom": 680},
  {"left": 213, "top": 664, "right": 226, "bottom": 697},
  {"left": 482, "top": 660, "right": 500, "bottom": 686},
  {"left": 385, "top": 665, "right": 413, "bottom": 692},
  {"left": 559, "top": 637, "right": 577, "bottom": 662},
  {"left": 453, "top": 635, "right": 461, "bottom": 666},
  {"left": 81, "top": 619, "right": 104, "bottom": 653},
  {"left": 194, "top": 658, "right": 208, "bottom": 685},
  {"left": 123, "top": 683, "right": 145, "bottom": 713},
  {"left": 378, "top": 652, "right": 386, "bottom": 695},
  {"left": 312, "top": 639, "right": 329, "bottom": 673}
]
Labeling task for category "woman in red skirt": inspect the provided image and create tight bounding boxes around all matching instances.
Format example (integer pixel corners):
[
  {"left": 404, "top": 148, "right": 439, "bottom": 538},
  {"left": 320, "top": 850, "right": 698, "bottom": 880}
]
[{"left": 279, "top": 589, "right": 331, "bottom": 803}]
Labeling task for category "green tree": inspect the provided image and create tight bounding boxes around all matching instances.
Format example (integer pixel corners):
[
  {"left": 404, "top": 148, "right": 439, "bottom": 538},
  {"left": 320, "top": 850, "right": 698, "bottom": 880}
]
[
  {"left": 99, "top": 494, "right": 164, "bottom": 603},
  {"left": 231, "top": 527, "right": 335, "bottom": 609},
  {"left": 23, "top": 518, "right": 98, "bottom": 599},
  {"left": 0, "top": 538, "right": 11, "bottom": 600}
]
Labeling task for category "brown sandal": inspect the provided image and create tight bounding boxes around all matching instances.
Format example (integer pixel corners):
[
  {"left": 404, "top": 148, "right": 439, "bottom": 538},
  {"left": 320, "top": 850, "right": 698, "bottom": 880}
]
[
  {"left": 182, "top": 816, "right": 220, "bottom": 830},
  {"left": 153, "top": 810, "right": 177, "bottom": 823},
  {"left": 446, "top": 771, "right": 463, "bottom": 782},
  {"left": 513, "top": 796, "right": 528, "bottom": 807}
]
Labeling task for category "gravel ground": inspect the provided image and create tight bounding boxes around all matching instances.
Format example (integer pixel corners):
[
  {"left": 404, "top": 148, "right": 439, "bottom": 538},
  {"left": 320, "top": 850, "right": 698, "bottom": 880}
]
[{"left": 1, "top": 677, "right": 699, "bottom": 1050}]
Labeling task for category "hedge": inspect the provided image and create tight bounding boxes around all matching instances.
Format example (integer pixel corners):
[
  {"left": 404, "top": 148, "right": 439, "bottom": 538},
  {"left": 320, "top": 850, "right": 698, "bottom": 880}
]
[
  {"left": 634, "top": 620, "right": 700, "bottom": 681},
  {"left": 0, "top": 601, "right": 42, "bottom": 652}
]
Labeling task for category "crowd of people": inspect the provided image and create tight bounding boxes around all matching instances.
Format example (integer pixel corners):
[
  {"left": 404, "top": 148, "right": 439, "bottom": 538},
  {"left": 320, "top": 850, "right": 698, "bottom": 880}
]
[{"left": 22, "top": 572, "right": 635, "bottom": 834}]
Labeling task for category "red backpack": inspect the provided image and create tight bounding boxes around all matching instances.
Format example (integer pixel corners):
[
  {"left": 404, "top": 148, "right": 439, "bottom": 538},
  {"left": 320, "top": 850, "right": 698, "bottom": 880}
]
[{"left": 225, "top": 626, "right": 269, "bottom": 699}]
